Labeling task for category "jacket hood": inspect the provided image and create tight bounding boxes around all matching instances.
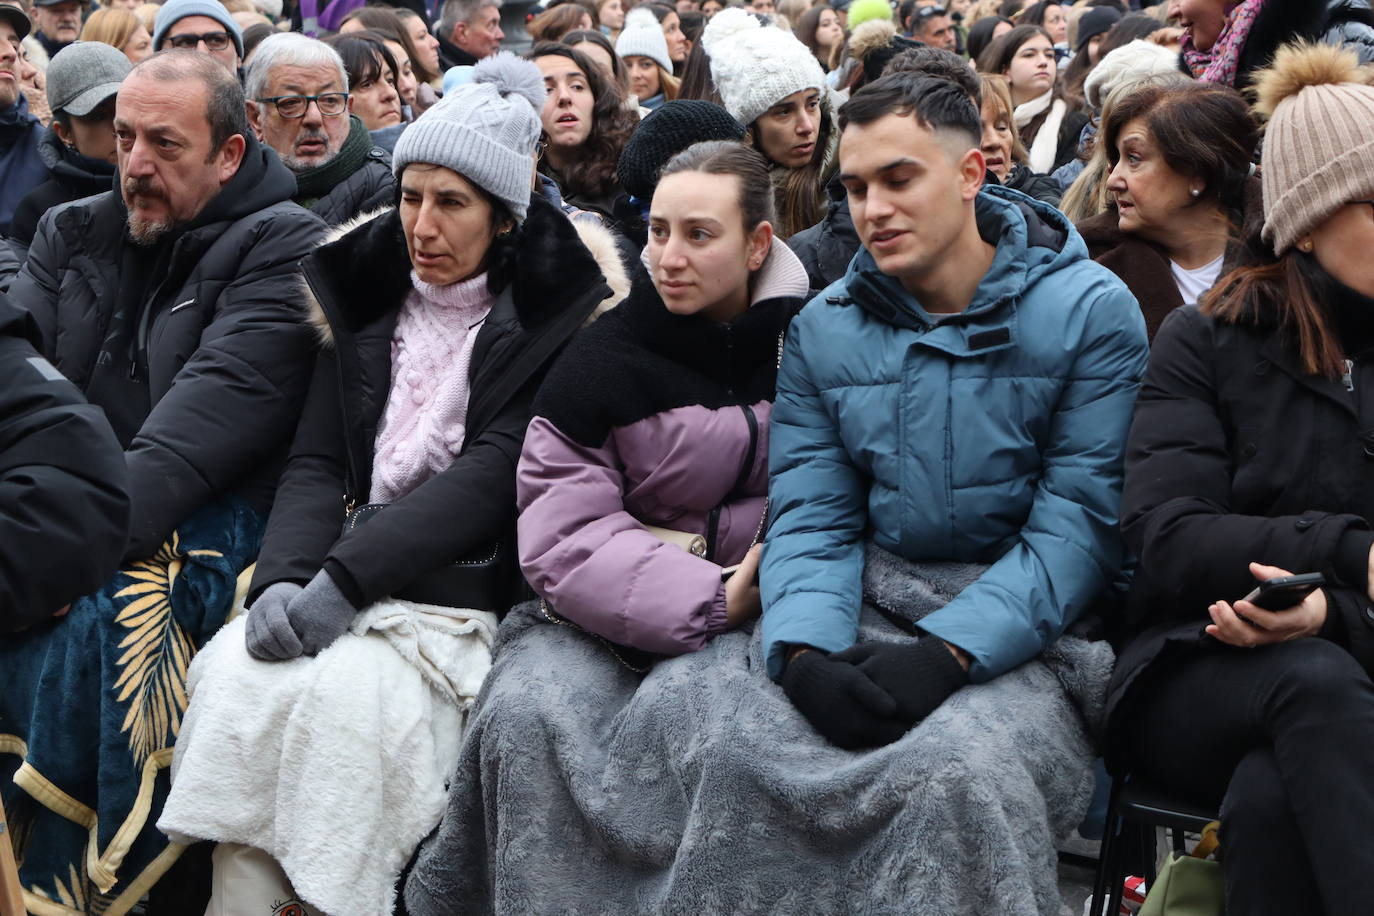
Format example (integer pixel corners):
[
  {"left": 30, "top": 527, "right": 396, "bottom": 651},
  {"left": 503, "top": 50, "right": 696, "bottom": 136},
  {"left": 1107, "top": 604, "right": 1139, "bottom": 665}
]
[
  {"left": 842, "top": 184, "right": 1082, "bottom": 329},
  {"left": 302, "top": 191, "right": 632, "bottom": 348}
]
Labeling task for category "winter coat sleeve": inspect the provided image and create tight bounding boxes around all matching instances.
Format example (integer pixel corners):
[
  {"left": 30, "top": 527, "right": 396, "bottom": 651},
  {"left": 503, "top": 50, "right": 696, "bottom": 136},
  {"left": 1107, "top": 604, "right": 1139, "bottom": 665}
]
[
  {"left": 1121, "top": 306, "right": 1371, "bottom": 617},
  {"left": 122, "top": 208, "right": 324, "bottom": 559},
  {"left": 7, "top": 208, "right": 62, "bottom": 348},
  {"left": 760, "top": 310, "right": 872, "bottom": 680},
  {"left": 516, "top": 416, "right": 731, "bottom": 655},
  {"left": 0, "top": 296, "right": 128, "bottom": 630},
  {"left": 917, "top": 285, "right": 1148, "bottom": 682},
  {"left": 247, "top": 348, "right": 350, "bottom": 603},
  {"left": 320, "top": 373, "right": 536, "bottom": 608}
]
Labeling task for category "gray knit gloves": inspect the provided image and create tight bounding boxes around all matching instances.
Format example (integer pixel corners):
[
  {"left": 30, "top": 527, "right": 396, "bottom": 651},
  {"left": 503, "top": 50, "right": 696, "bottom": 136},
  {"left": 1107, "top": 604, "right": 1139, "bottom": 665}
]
[{"left": 245, "top": 571, "right": 359, "bottom": 661}]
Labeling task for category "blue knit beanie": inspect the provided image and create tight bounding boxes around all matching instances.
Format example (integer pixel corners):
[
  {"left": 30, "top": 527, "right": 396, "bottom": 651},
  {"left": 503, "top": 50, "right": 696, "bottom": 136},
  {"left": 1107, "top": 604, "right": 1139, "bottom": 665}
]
[{"left": 153, "top": 0, "right": 244, "bottom": 58}]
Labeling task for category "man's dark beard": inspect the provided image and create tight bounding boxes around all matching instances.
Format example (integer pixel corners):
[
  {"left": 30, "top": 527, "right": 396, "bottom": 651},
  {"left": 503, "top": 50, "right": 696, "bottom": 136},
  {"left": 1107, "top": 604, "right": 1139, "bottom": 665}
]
[{"left": 123, "top": 177, "right": 176, "bottom": 245}]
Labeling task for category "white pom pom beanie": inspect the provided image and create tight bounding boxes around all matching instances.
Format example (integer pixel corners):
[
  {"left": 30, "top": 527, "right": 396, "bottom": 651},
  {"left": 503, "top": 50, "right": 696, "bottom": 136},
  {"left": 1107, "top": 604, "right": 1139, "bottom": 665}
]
[
  {"left": 703, "top": 7, "right": 825, "bottom": 127},
  {"left": 616, "top": 8, "right": 673, "bottom": 75},
  {"left": 392, "top": 52, "right": 545, "bottom": 222}
]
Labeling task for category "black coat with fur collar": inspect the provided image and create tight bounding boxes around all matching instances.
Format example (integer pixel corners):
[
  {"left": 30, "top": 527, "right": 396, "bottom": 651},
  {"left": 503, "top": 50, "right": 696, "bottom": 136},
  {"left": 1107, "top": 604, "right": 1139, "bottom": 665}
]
[{"left": 247, "top": 193, "right": 630, "bottom": 608}]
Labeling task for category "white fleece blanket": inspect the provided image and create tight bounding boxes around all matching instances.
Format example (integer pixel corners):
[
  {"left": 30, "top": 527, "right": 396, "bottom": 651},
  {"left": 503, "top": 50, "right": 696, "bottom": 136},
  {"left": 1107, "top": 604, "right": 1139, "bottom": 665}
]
[{"left": 158, "top": 598, "right": 499, "bottom": 916}]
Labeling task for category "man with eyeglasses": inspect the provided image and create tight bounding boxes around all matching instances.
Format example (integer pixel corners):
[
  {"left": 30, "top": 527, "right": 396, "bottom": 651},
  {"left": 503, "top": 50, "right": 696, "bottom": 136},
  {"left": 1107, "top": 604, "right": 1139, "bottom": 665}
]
[
  {"left": 246, "top": 33, "right": 395, "bottom": 225},
  {"left": 151, "top": 0, "right": 243, "bottom": 76},
  {"left": 4, "top": 49, "right": 322, "bottom": 911}
]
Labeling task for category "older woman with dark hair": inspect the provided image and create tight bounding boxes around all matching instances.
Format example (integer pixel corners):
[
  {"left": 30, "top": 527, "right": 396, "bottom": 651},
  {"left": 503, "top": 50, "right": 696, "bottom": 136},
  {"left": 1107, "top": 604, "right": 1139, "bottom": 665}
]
[
  {"left": 528, "top": 42, "right": 639, "bottom": 224},
  {"left": 158, "top": 54, "right": 630, "bottom": 916},
  {"left": 1106, "top": 43, "right": 1374, "bottom": 915},
  {"left": 1075, "top": 80, "right": 1259, "bottom": 339}
]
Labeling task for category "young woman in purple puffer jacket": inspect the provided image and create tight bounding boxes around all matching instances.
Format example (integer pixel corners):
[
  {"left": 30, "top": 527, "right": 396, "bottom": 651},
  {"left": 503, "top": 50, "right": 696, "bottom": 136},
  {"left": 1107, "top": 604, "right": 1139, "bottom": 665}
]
[{"left": 515, "top": 139, "right": 812, "bottom": 656}]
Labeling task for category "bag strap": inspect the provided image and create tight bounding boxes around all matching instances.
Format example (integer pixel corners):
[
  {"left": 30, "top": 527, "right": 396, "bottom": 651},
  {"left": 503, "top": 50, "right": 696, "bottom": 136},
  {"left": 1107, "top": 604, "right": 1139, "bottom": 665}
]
[{"left": 1190, "top": 821, "right": 1222, "bottom": 860}]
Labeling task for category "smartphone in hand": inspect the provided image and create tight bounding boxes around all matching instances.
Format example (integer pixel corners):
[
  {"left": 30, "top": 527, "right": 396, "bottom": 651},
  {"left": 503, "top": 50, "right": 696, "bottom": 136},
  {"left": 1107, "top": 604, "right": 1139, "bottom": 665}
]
[{"left": 1241, "top": 573, "right": 1326, "bottom": 611}]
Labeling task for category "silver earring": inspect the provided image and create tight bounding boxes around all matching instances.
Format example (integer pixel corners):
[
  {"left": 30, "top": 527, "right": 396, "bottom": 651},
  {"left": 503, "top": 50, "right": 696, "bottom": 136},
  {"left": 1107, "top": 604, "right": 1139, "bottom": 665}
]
[{"left": 1190, "top": 188, "right": 1201, "bottom": 198}]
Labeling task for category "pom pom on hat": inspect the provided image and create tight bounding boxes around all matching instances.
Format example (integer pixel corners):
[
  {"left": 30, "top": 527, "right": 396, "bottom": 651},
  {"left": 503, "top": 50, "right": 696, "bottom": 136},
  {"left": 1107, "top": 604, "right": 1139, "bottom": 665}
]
[
  {"left": 704, "top": 7, "right": 826, "bottom": 126},
  {"left": 845, "top": 0, "right": 894, "bottom": 32},
  {"left": 1253, "top": 42, "right": 1374, "bottom": 254},
  {"left": 392, "top": 52, "right": 544, "bottom": 222}
]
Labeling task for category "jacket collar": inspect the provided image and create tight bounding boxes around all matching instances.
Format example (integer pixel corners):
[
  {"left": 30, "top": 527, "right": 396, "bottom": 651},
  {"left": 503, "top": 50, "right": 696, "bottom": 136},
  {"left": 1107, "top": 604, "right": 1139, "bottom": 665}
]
[
  {"left": 302, "top": 191, "right": 631, "bottom": 347},
  {"left": 841, "top": 185, "right": 1076, "bottom": 334}
]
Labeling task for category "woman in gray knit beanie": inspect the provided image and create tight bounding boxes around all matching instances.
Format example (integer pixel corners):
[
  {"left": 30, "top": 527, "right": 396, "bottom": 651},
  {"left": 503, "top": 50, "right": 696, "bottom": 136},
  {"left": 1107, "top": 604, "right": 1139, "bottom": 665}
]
[
  {"left": 1103, "top": 41, "right": 1374, "bottom": 916},
  {"left": 162, "top": 51, "right": 633, "bottom": 916}
]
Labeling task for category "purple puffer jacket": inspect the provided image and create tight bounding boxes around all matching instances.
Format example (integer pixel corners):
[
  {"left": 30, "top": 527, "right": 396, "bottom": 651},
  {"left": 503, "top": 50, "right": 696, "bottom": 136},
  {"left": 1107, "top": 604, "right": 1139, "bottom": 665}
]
[{"left": 516, "top": 241, "right": 810, "bottom": 655}]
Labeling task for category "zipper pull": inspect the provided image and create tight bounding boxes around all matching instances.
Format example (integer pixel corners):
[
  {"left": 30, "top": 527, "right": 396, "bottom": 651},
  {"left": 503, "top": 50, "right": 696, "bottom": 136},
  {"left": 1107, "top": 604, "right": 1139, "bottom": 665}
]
[{"left": 1343, "top": 359, "right": 1355, "bottom": 393}]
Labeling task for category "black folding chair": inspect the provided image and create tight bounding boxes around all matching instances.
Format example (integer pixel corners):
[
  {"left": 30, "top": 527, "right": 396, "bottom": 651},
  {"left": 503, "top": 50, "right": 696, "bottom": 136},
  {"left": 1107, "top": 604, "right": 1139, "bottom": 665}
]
[{"left": 1089, "top": 774, "right": 1219, "bottom": 916}]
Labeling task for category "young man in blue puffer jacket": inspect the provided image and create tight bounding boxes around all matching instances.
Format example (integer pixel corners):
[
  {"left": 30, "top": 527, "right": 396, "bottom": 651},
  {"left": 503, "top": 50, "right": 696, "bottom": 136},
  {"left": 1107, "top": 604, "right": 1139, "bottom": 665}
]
[{"left": 762, "top": 73, "right": 1149, "bottom": 749}]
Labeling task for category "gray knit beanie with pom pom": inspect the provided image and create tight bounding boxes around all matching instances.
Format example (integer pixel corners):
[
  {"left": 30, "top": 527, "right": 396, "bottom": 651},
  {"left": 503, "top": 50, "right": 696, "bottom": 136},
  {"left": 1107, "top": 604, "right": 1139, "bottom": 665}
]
[{"left": 392, "top": 52, "right": 545, "bottom": 222}]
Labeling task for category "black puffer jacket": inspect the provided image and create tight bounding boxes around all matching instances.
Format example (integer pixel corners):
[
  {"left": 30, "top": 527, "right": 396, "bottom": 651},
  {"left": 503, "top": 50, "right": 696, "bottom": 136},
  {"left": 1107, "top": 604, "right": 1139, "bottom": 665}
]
[
  {"left": 1105, "top": 298, "right": 1374, "bottom": 766},
  {"left": 0, "top": 292, "right": 129, "bottom": 631},
  {"left": 7, "top": 128, "right": 114, "bottom": 256},
  {"left": 247, "top": 193, "right": 632, "bottom": 609},
  {"left": 307, "top": 145, "right": 396, "bottom": 227},
  {"left": 787, "top": 174, "right": 857, "bottom": 292},
  {"left": 9, "top": 136, "right": 325, "bottom": 559},
  {"left": 1206, "top": 0, "right": 1374, "bottom": 87}
]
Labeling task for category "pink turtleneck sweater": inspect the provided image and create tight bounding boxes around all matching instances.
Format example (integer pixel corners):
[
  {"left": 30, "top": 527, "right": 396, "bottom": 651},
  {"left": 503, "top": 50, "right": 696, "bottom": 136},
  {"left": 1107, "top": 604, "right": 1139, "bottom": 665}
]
[{"left": 369, "top": 271, "right": 495, "bottom": 503}]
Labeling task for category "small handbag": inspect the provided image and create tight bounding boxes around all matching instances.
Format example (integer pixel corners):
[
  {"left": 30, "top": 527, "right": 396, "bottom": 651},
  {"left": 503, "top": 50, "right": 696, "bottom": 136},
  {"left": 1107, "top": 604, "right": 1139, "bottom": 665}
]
[
  {"left": 1137, "top": 821, "right": 1224, "bottom": 916},
  {"left": 342, "top": 503, "right": 512, "bottom": 612}
]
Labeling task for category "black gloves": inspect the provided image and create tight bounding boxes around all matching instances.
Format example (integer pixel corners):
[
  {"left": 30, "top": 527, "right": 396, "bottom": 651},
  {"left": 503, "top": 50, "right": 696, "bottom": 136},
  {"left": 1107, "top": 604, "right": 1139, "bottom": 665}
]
[
  {"left": 832, "top": 637, "right": 968, "bottom": 725},
  {"left": 781, "top": 649, "right": 908, "bottom": 749}
]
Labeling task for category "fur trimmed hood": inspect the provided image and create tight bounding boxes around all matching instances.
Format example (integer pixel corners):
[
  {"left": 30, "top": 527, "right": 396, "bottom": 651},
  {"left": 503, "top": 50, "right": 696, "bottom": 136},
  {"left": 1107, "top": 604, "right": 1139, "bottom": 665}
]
[{"left": 301, "top": 192, "right": 632, "bottom": 349}]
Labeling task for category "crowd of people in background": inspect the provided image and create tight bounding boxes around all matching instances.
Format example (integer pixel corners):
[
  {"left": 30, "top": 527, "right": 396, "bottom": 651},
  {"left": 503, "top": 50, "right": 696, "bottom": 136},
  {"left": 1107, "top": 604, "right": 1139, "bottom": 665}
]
[{"left": 1, "top": 0, "right": 1374, "bottom": 913}]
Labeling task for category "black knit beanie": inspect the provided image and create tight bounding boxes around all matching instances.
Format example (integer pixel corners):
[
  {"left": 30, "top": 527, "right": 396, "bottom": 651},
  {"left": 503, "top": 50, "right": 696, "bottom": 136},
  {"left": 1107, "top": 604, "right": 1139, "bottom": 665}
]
[
  {"left": 615, "top": 100, "right": 747, "bottom": 201},
  {"left": 1075, "top": 7, "right": 1121, "bottom": 52}
]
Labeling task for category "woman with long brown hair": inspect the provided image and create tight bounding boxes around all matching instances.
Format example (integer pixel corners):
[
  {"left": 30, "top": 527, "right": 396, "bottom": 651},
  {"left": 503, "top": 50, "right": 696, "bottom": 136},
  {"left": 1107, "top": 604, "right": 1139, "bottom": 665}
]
[
  {"left": 528, "top": 42, "right": 639, "bottom": 224},
  {"left": 704, "top": 7, "right": 832, "bottom": 238},
  {"left": 977, "top": 23, "right": 1088, "bottom": 172},
  {"left": 1105, "top": 43, "right": 1374, "bottom": 916}
]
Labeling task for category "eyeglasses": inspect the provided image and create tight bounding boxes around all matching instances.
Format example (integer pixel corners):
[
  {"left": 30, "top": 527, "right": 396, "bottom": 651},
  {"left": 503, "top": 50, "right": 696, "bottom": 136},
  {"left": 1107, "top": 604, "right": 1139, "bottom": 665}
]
[
  {"left": 165, "top": 30, "right": 233, "bottom": 51},
  {"left": 255, "top": 92, "right": 350, "bottom": 118}
]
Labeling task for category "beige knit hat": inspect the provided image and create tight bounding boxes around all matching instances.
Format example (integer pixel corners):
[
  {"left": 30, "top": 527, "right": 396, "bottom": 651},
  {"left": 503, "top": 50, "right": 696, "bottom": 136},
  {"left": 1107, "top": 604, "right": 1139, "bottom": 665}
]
[{"left": 1255, "top": 42, "right": 1374, "bottom": 255}]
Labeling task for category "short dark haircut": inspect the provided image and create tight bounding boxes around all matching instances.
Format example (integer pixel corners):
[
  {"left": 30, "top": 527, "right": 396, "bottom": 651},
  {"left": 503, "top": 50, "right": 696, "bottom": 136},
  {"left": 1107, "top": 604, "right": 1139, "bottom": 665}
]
[
  {"left": 838, "top": 72, "right": 981, "bottom": 151},
  {"left": 134, "top": 51, "right": 248, "bottom": 158},
  {"left": 1102, "top": 81, "right": 1257, "bottom": 215},
  {"left": 883, "top": 45, "right": 981, "bottom": 105}
]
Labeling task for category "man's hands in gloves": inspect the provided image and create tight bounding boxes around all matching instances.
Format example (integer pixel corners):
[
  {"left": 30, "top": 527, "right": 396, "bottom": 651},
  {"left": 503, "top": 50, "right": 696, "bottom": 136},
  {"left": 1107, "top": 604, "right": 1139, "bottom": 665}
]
[
  {"left": 832, "top": 637, "right": 969, "bottom": 725},
  {"left": 781, "top": 648, "right": 908, "bottom": 749}
]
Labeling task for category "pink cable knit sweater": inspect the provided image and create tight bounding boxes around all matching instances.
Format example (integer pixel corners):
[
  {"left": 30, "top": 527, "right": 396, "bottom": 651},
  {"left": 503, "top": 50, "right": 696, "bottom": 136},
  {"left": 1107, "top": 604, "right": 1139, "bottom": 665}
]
[{"left": 369, "top": 271, "right": 494, "bottom": 503}]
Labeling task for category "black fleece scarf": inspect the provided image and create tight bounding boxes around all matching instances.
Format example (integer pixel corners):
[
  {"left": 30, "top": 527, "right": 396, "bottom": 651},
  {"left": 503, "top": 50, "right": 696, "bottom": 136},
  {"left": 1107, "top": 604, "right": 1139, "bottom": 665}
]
[
  {"left": 533, "top": 280, "right": 800, "bottom": 448},
  {"left": 292, "top": 115, "right": 373, "bottom": 207}
]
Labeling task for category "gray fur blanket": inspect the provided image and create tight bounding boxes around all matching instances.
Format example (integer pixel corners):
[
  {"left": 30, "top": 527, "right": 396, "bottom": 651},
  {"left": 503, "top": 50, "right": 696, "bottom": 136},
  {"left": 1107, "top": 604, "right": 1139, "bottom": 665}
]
[{"left": 403, "top": 545, "right": 1114, "bottom": 916}]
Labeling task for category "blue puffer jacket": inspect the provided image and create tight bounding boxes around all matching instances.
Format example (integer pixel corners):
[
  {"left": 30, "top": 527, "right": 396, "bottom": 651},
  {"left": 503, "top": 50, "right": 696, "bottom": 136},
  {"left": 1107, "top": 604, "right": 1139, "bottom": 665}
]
[{"left": 761, "top": 186, "right": 1149, "bottom": 682}]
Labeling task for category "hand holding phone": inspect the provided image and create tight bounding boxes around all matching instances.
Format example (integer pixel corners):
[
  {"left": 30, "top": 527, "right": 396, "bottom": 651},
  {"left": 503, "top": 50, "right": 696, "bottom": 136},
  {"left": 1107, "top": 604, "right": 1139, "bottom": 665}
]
[
  {"left": 1240, "top": 572, "right": 1326, "bottom": 611},
  {"left": 1206, "top": 563, "right": 1328, "bottom": 648}
]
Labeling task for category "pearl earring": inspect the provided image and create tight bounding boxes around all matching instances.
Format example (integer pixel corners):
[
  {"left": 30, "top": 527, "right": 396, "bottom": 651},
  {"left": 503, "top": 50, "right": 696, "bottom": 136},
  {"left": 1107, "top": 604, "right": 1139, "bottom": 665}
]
[{"left": 1190, "top": 188, "right": 1201, "bottom": 198}]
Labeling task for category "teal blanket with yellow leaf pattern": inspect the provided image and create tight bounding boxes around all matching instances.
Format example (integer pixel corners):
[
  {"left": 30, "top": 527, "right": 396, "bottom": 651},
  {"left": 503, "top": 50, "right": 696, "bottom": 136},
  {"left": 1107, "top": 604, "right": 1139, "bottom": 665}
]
[{"left": 0, "top": 498, "right": 263, "bottom": 915}]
